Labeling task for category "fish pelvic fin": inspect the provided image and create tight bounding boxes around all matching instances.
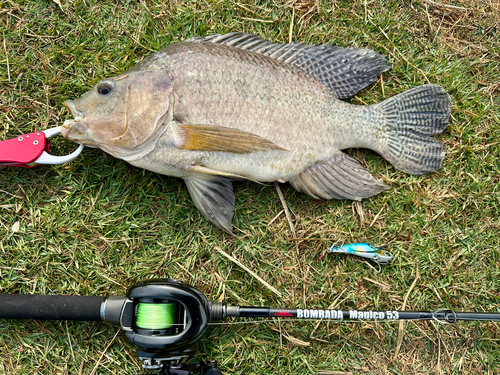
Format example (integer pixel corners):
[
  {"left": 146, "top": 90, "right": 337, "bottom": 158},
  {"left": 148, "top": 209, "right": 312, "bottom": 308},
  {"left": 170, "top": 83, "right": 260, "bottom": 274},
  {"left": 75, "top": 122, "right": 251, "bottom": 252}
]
[
  {"left": 184, "top": 176, "right": 235, "bottom": 234},
  {"left": 188, "top": 32, "right": 391, "bottom": 98},
  {"left": 174, "top": 123, "right": 287, "bottom": 154},
  {"left": 373, "top": 84, "right": 451, "bottom": 175},
  {"left": 186, "top": 165, "right": 263, "bottom": 185},
  {"left": 289, "top": 152, "right": 390, "bottom": 200}
]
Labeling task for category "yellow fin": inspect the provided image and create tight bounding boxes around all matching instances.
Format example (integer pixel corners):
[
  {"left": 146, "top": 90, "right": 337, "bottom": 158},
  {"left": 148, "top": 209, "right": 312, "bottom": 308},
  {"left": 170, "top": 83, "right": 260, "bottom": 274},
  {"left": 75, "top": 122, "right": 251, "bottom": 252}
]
[{"left": 177, "top": 124, "right": 287, "bottom": 154}]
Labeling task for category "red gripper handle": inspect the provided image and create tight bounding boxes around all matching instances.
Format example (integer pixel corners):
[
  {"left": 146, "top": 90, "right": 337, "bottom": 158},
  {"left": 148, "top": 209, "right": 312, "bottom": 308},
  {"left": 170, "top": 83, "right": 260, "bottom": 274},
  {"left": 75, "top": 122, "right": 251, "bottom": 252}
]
[{"left": 0, "top": 131, "right": 49, "bottom": 167}]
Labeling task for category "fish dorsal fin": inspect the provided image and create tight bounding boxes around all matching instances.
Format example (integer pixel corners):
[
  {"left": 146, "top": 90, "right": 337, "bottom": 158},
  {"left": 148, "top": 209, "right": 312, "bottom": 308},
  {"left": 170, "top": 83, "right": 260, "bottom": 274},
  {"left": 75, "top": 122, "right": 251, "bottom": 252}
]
[
  {"left": 173, "top": 123, "right": 287, "bottom": 154},
  {"left": 188, "top": 32, "right": 391, "bottom": 99},
  {"left": 289, "top": 152, "right": 390, "bottom": 200}
]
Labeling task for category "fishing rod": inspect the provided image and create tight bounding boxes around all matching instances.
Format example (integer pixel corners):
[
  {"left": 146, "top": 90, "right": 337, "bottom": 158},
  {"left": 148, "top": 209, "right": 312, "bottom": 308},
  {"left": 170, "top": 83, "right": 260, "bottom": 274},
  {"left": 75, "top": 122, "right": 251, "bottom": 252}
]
[{"left": 1, "top": 279, "right": 500, "bottom": 374}]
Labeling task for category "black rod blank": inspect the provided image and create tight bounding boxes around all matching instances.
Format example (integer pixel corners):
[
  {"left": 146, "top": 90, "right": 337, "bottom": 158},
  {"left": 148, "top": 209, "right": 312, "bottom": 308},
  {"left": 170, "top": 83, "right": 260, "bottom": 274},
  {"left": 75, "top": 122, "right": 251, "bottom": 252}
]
[{"left": 225, "top": 306, "right": 500, "bottom": 323}]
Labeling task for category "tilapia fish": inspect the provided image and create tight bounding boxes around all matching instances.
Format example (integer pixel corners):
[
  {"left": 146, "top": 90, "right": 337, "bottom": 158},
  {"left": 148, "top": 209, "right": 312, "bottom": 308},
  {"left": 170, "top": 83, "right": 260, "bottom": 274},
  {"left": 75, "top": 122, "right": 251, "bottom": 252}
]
[{"left": 62, "top": 32, "right": 450, "bottom": 233}]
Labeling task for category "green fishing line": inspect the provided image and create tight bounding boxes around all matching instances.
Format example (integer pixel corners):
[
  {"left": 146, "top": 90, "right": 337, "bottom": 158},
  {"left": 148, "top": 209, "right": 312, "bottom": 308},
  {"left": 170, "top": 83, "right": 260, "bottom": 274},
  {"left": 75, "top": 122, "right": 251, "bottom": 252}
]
[{"left": 136, "top": 302, "right": 176, "bottom": 329}]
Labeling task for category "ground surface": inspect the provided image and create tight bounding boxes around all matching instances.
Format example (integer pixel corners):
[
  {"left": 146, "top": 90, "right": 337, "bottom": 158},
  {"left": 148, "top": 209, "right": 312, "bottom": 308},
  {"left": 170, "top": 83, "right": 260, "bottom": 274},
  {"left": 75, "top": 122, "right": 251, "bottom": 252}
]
[{"left": 0, "top": 0, "right": 499, "bottom": 374}]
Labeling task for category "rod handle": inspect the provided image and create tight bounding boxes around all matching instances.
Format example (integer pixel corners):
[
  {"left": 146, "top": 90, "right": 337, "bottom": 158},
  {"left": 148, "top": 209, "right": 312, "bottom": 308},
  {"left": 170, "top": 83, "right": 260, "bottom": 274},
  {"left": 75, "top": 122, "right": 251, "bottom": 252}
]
[{"left": 0, "top": 294, "right": 105, "bottom": 321}]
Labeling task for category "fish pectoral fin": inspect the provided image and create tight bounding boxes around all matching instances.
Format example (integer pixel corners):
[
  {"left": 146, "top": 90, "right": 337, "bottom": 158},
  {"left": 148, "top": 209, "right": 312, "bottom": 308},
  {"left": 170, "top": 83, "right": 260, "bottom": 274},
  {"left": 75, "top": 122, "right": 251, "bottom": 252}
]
[
  {"left": 189, "top": 32, "right": 391, "bottom": 99},
  {"left": 184, "top": 176, "right": 235, "bottom": 234},
  {"left": 174, "top": 123, "right": 287, "bottom": 154},
  {"left": 289, "top": 152, "right": 390, "bottom": 200}
]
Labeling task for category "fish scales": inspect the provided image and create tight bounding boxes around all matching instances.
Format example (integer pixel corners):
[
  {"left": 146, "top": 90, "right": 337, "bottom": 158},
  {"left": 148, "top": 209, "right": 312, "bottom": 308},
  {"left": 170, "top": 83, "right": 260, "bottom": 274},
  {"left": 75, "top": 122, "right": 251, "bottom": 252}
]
[{"left": 62, "top": 32, "right": 451, "bottom": 233}]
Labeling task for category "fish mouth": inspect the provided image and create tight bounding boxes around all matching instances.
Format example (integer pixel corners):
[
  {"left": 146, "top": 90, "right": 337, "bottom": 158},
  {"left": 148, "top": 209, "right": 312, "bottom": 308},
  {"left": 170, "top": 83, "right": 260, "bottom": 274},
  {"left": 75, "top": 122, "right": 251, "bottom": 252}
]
[{"left": 61, "top": 100, "right": 89, "bottom": 141}]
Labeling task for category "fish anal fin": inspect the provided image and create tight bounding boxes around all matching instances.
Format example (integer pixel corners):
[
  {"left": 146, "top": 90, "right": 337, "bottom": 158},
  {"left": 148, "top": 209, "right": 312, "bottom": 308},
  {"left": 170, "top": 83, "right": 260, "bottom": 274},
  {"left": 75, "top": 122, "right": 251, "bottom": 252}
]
[
  {"left": 175, "top": 124, "right": 287, "bottom": 154},
  {"left": 184, "top": 176, "right": 235, "bottom": 234},
  {"left": 289, "top": 152, "right": 390, "bottom": 200}
]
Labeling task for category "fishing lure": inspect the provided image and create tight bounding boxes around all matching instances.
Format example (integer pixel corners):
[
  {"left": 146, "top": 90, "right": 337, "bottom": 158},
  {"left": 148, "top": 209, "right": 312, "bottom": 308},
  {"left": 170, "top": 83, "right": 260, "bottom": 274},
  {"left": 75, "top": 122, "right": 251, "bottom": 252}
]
[{"left": 328, "top": 243, "right": 393, "bottom": 270}]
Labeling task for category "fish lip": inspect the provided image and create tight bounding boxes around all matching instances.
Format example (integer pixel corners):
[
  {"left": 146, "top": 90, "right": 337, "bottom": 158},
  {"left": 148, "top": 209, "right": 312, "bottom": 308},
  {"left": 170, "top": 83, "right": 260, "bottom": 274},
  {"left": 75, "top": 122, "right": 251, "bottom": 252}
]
[{"left": 63, "top": 100, "right": 85, "bottom": 118}]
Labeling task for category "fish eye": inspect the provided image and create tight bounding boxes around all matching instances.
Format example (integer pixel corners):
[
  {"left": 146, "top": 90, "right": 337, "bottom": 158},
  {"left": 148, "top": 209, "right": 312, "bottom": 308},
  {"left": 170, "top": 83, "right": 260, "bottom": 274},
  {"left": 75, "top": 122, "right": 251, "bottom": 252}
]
[{"left": 97, "top": 81, "right": 114, "bottom": 95}]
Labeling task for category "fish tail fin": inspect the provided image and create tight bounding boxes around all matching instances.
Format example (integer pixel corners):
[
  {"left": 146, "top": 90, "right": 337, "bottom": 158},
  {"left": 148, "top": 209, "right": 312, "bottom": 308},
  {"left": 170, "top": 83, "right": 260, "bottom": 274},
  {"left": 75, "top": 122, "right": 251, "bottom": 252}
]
[{"left": 373, "top": 84, "right": 451, "bottom": 174}]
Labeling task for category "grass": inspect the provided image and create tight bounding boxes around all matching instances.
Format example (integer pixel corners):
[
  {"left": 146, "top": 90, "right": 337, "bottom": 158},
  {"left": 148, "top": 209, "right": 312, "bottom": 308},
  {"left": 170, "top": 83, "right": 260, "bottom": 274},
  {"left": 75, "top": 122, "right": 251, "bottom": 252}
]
[{"left": 0, "top": 0, "right": 499, "bottom": 374}]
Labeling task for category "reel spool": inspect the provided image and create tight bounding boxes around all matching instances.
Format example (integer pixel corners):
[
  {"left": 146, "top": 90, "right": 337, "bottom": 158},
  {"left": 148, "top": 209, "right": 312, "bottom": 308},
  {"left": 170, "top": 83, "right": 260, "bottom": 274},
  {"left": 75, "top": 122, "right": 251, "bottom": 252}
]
[{"left": 135, "top": 302, "right": 176, "bottom": 330}]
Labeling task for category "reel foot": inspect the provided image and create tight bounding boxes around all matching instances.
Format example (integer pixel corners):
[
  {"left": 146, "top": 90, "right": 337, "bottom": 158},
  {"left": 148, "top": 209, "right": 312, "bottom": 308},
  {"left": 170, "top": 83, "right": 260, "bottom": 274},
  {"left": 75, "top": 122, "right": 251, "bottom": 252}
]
[{"left": 155, "top": 359, "right": 222, "bottom": 375}]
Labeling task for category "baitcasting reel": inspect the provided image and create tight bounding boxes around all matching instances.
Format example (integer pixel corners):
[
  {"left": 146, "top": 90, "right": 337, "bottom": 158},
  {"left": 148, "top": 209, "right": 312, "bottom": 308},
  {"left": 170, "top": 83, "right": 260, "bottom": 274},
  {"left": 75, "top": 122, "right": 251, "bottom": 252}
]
[{"left": 119, "top": 279, "right": 224, "bottom": 374}]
